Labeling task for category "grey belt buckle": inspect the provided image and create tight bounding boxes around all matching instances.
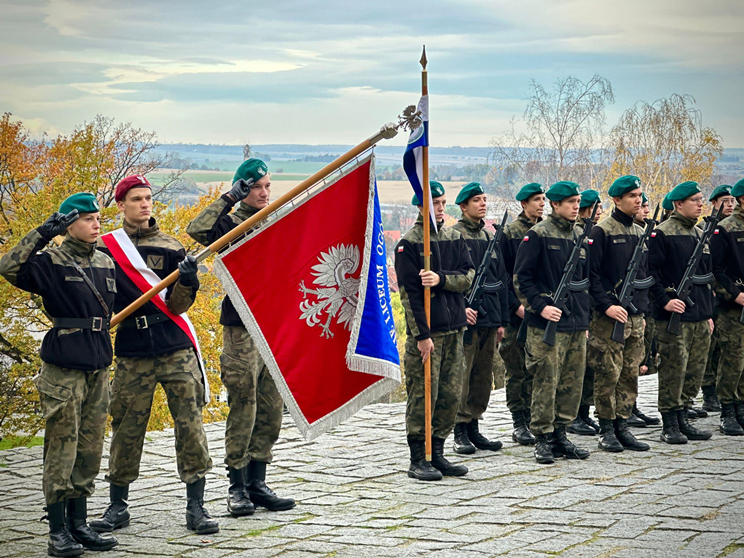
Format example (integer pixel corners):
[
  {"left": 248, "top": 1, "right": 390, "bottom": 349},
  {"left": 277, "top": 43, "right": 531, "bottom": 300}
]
[
  {"left": 135, "top": 316, "right": 149, "bottom": 330},
  {"left": 91, "top": 317, "right": 103, "bottom": 332}
]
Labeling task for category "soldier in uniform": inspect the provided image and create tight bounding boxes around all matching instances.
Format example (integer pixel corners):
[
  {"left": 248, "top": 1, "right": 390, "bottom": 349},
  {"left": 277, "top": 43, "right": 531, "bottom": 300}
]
[
  {"left": 188, "top": 159, "right": 295, "bottom": 514},
  {"left": 395, "top": 181, "right": 475, "bottom": 481},
  {"left": 451, "top": 182, "right": 509, "bottom": 455},
  {"left": 500, "top": 183, "right": 544, "bottom": 446},
  {"left": 514, "top": 181, "right": 592, "bottom": 464},
  {"left": 91, "top": 176, "right": 218, "bottom": 535},
  {"left": 710, "top": 178, "right": 744, "bottom": 435},
  {"left": 699, "top": 184, "right": 736, "bottom": 414},
  {"left": 648, "top": 181, "right": 714, "bottom": 444},
  {"left": 586, "top": 176, "right": 651, "bottom": 452},
  {"left": 0, "top": 193, "right": 118, "bottom": 556}
]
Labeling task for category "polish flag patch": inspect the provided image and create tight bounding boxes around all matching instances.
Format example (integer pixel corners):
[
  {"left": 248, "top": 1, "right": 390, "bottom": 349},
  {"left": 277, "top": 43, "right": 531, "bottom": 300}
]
[
  {"left": 714, "top": 229, "right": 720, "bottom": 234},
  {"left": 588, "top": 239, "right": 594, "bottom": 245},
  {"left": 523, "top": 235, "right": 530, "bottom": 242},
  {"left": 397, "top": 246, "right": 405, "bottom": 252},
  {"left": 651, "top": 232, "right": 657, "bottom": 237}
]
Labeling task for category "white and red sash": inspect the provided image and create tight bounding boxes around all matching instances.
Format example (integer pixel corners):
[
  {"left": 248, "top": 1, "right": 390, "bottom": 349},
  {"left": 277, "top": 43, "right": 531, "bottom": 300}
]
[{"left": 101, "top": 229, "right": 210, "bottom": 403}]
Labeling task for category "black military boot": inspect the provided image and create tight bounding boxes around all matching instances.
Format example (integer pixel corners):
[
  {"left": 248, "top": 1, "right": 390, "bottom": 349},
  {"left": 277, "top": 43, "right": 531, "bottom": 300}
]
[
  {"left": 614, "top": 418, "right": 650, "bottom": 451},
  {"left": 627, "top": 407, "right": 647, "bottom": 427},
  {"left": 581, "top": 405, "right": 600, "bottom": 433},
  {"left": 511, "top": 410, "right": 536, "bottom": 446},
  {"left": 677, "top": 409, "right": 712, "bottom": 441},
  {"left": 702, "top": 385, "right": 721, "bottom": 413},
  {"left": 534, "top": 433, "right": 555, "bottom": 464},
  {"left": 466, "top": 419, "right": 503, "bottom": 451},
  {"left": 567, "top": 405, "right": 597, "bottom": 436},
  {"left": 632, "top": 404, "right": 660, "bottom": 426},
  {"left": 227, "top": 466, "right": 255, "bottom": 517},
  {"left": 735, "top": 401, "right": 744, "bottom": 428},
  {"left": 686, "top": 406, "right": 708, "bottom": 419},
  {"left": 597, "top": 419, "right": 624, "bottom": 452},
  {"left": 89, "top": 483, "right": 130, "bottom": 533},
  {"left": 430, "top": 437, "right": 468, "bottom": 476},
  {"left": 407, "top": 437, "right": 443, "bottom": 481},
  {"left": 45, "top": 501, "right": 84, "bottom": 557},
  {"left": 185, "top": 478, "right": 220, "bottom": 534},
  {"left": 551, "top": 426, "right": 590, "bottom": 459},
  {"left": 452, "top": 422, "right": 476, "bottom": 454},
  {"left": 66, "top": 497, "right": 118, "bottom": 551},
  {"left": 719, "top": 403, "right": 744, "bottom": 436},
  {"left": 660, "top": 411, "right": 687, "bottom": 444},
  {"left": 245, "top": 461, "right": 296, "bottom": 510}
]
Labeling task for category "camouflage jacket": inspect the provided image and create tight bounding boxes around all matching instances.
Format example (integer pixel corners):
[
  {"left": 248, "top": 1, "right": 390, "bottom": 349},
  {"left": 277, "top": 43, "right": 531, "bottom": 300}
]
[
  {"left": 452, "top": 215, "right": 509, "bottom": 329},
  {"left": 394, "top": 215, "right": 475, "bottom": 340},
  {"left": 711, "top": 206, "right": 744, "bottom": 313},
  {"left": 187, "top": 194, "right": 258, "bottom": 326},
  {"left": 0, "top": 229, "right": 115, "bottom": 370},
  {"left": 648, "top": 211, "right": 714, "bottom": 322},
  {"left": 588, "top": 208, "right": 650, "bottom": 316},
  {"left": 501, "top": 211, "right": 539, "bottom": 327},
  {"left": 514, "top": 212, "right": 591, "bottom": 332},
  {"left": 97, "top": 218, "right": 198, "bottom": 358}
]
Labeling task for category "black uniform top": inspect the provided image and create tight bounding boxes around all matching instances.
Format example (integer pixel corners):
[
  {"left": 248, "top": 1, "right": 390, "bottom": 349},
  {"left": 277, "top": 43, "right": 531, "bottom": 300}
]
[
  {"left": 588, "top": 208, "right": 650, "bottom": 316},
  {"left": 648, "top": 211, "right": 714, "bottom": 322},
  {"left": 97, "top": 218, "right": 198, "bottom": 358},
  {"left": 513, "top": 212, "right": 591, "bottom": 332},
  {"left": 711, "top": 206, "right": 744, "bottom": 313},
  {"left": 501, "top": 211, "right": 540, "bottom": 328},
  {"left": 452, "top": 215, "right": 509, "bottom": 329},
  {"left": 0, "top": 229, "right": 116, "bottom": 370}
]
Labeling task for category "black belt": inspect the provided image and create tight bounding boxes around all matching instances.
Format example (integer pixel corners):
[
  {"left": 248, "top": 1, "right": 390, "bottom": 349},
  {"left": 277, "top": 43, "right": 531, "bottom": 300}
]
[
  {"left": 119, "top": 312, "right": 170, "bottom": 330},
  {"left": 53, "top": 317, "right": 110, "bottom": 332}
]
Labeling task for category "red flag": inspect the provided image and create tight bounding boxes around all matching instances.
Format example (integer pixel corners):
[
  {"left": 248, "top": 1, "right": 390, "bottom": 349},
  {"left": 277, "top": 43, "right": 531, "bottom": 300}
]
[{"left": 214, "top": 154, "right": 400, "bottom": 439}]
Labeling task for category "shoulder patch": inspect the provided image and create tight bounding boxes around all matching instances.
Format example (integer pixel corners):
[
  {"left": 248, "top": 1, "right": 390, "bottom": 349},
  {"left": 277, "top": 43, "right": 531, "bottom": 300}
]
[
  {"left": 523, "top": 235, "right": 530, "bottom": 242},
  {"left": 714, "top": 229, "right": 719, "bottom": 234},
  {"left": 397, "top": 246, "right": 405, "bottom": 252},
  {"left": 651, "top": 232, "right": 657, "bottom": 237}
]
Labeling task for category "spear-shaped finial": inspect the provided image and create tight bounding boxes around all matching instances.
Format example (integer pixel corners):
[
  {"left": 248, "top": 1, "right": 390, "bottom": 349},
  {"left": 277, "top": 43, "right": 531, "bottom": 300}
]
[{"left": 420, "top": 45, "right": 427, "bottom": 70}]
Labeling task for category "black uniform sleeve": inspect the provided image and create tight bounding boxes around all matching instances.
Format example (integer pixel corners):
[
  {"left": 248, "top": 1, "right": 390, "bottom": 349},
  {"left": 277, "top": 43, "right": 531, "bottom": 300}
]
[
  {"left": 588, "top": 227, "right": 613, "bottom": 314},
  {"left": 711, "top": 226, "right": 739, "bottom": 301},
  {"left": 648, "top": 230, "right": 672, "bottom": 308},
  {"left": 514, "top": 230, "right": 548, "bottom": 315},
  {"left": 497, "top": 246, "right": 510, "bottom": 327},
  {"left": 395, "top": 239, "right": 430, "bottom": 340},
  {"left": 0, "top": 229, "right": 55, "bottom": 296}
]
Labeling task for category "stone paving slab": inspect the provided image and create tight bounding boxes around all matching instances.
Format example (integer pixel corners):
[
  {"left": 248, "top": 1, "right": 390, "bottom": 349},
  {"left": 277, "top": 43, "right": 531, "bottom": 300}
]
[{"left": 1, "top": 375, "right": 743, "bottom": 557}]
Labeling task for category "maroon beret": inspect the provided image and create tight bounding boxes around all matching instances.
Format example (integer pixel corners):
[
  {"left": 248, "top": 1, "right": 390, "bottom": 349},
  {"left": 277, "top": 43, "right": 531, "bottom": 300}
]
[{"left": 115, "top": 175, "right": 152, "bottom": 202}]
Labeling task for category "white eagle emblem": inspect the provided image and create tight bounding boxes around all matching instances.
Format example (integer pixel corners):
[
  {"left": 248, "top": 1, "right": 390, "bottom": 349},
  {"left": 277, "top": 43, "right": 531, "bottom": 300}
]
[{"left": 299, "top": 244, "right": 361, "bottom": 339}]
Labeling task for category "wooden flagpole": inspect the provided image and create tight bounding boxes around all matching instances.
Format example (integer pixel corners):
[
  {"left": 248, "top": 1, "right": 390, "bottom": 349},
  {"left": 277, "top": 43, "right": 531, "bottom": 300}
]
[
  {"left": 420, "top": 46, "right": 433, "bottom": 462},
  {"left": 110, "top": 116, "right": 417, "bottom": 327}
]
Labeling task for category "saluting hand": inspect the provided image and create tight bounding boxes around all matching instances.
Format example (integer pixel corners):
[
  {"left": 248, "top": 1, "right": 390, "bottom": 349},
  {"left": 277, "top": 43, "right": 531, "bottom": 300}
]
[
  {"left": 540, "top": 305, "right": 562, "bottom": 322},
  {"left": 417, "top": 338, "right": 434, "bottom": 363},
  {"left": 419, "top": 270, "right": 441, "bottom": 287},
  {"left": 227, "top": 178, "right": 255, "bottom": 203},
  {"left": 38, "top": 209, "right": 79, "bottom": 240},
  {"left": 664, "top": 299, "right": 686, "bottom": 314}
]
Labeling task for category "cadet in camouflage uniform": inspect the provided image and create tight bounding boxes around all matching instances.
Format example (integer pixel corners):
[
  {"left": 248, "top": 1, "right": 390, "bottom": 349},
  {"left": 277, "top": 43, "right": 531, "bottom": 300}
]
[
  {"left": 92, "top": 176, "right": 217, "bottom": 535},
  {"left": 648, "top": 181, "right": 715, "bottom": 444},
  {"left": 586, "top": 176, "right": 651, "bottom": 453},
  {"left": 514, "top": 181, "right": 592, "bottom": 464},
  {"left": 395, "top": 181, "right": 475, "bottom": 481},
  {"left": 0, "top": 193, "right": 117, "bottom": 557},
  {"left": 451, "top": 182, "right": 508, "bottom": 455},
  {"left": 187, "top": 159, "right": 295, "bottom": 513},
  {"left": 499, "top": 182, "right": 544, "bottom": 446},
  {"left": 710, "top": 178, "right": 744, "bottom": 435}
]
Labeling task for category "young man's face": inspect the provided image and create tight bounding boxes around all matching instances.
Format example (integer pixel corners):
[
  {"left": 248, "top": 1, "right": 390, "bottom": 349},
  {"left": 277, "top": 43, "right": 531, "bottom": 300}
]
[
  {"left": 420, "top": 196, "right": 447, "bottom": 222},
  {"left": 522, "top": 193, "right": 545, "bottom": 221},
  {"left": 461, "top": 194, "right": 487, "bottom": 221},
  {"left": 636, "top": 201, "right": 650, "bottom": 222},
  {"left": 245, "top": 174, "right": 271, "bottom": 209},
  {"left": 615, "top": 188, "right": 643, "bottom": 217},
  {"left": 552, "top": 195, "right": 580, "bottom": 222},
  {"left": 117, "top": 187, "right": 152, "bottom": 226},
  {"left": 67, "top": 212, "right": 101, "bottom": 243},
  {"left": 712, "top": 195, "right": 735, "bottom": 217},
  {"left": 579, "top": 203, "right": 603, "bottom": 223},
  {"left": 675, "top": 193, "right": 704, "bottom": 220}
]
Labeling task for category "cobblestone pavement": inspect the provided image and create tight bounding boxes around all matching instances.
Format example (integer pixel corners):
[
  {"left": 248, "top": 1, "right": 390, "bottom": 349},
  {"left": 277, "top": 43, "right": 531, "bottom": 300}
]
[{"left": 1, "top": 375, "right": 743, "bottom": 558}]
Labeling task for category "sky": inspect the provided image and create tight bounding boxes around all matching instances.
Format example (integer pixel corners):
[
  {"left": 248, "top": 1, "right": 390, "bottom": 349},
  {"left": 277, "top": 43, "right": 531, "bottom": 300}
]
[{"left": 2, "top": 0, "right": 743, "bottom": 147}]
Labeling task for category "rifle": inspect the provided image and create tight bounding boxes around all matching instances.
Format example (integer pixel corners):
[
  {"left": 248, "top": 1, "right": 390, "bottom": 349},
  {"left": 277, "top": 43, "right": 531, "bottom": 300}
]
[
  {"left": 666, "top": 205, "right": 722, "bottom": 335},
  {"left": 541, "top": 202, "right": 599, "bottom": 346},
  {"left": 610, "top": 204, "right": 660, "bottom": 343},
  {"left": 464, "top": 212, "right": 508, "bottom": 344}
]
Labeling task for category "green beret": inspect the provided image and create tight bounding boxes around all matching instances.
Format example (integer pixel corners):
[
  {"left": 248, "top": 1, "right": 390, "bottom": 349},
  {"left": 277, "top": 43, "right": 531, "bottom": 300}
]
[
  {"left": 732, "top": 178, "right": 744, "bottom": 198},
  {"left": 233, "top": 158, "right": 268, "bottom": 185},
  {"left": 59, "top": 192, "right": 100, "bottom": 214},
  {"left": 515, "top": 182, "right": 544, "bottom": 202},
  {"left": 412, "top": 181, "right": 445, "bottom": 206},
  {"left": 579, "top": 189, "right": 601, "bottom": 209},
  {"left": 667, "top": 180, "right": 701, "bottom": 203},
  {"left": 608, "top": 175, "right": 642, "bottom": 198},
  {"left": 662, "top": 192, "right": 673, "bottom": 211},
  {"left": 546, "top": 181, "right": 580, "bottom": 202},
  {"left": 709, "top": 184, "right": 732, "bottom": 201},
  {"left": 641, "top": 193, "right": 648, "bottom": 204},
  {"left": 455, "top": 182, "right": 485, "bottom": 205}
]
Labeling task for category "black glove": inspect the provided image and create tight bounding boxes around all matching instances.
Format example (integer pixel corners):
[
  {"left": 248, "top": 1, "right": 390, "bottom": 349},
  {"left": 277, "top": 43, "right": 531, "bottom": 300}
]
[
  {"left": 227, "top": 178, "right": 254, "bottom": 203},
  {"left": 178, "top": 255, "right": 199, "bottom": 287},
  {"left": 38, "top": 210, "right": 79, "bottom": 241}
]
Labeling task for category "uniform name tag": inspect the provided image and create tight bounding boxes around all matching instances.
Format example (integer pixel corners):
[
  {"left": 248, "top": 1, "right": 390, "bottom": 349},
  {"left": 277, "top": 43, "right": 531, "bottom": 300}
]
[
  {"left": 612, "top": 238, "right": 626, "bottom": 244},
  {"left": 146, "top": 254, "right": 164, "bottom": 270},
  {"left": 64, "top": 276, "right": 83, "bottom": 282},
  {"left": 547, "top": 244, "right": 561, "bottom": 250},
  {"left": 737, "top": 237, "right": 744, "bottom": 243}
]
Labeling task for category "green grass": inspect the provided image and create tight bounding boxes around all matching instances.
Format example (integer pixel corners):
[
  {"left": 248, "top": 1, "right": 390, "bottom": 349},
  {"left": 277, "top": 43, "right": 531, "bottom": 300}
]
[{"left": 0, "top": 436, "right": 44, "bottom": 451}]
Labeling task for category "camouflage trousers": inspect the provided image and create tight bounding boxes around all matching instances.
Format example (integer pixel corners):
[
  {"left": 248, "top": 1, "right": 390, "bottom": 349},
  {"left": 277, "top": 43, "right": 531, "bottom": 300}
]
[
  {"left": 107, "top": 349, "right": 211, "bottom": 486},
  {"left": 643, "top": 316, "right": 659, "bottom": 375},
  {"left": 405, "top": 331, "right": 465, "bottom": 440},
  {"left": 715, "top": 308, "right": 744, "bottom": 404},
  {"left": 702, "top": 318, "right": 721, "bottom": 389},
  {"left": 500, "top": 323, "right": 533, "bottom": 413},
  {"left": 655, "top": 319, "right": 712, "bottom": 412},
  {"left": 525, "top": 327, "right": 586, "bottom": 435},
  {"left": 34, "top": 363, "right": 109, "bottom": 506},
  {"left": 456, "top": 327, "right": 496, "bottom": 424},
  {"left": 587, "top": 313, "right": 645, "bottom": 420},
  {"left": 580, "top": 363, "right": 595, "bottom": 407},
  {"left": 222, "top": 326, "right": 283, "bottom": 469}
]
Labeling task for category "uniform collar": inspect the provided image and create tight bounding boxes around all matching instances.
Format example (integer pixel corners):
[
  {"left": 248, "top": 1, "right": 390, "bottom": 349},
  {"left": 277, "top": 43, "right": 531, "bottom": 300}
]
[
  {"left": 612, "top": 208, "right": 635, "bottom": 227},
  {"left": 518, "top": 210, "right": 540, "bottom": 226},
  {"left": 458, "top": 214, "right": 484, "bottom": 232},
  {"left": 734, "top": 206, "right": 744, "bottom": 221},
  {"left": 415, "top": 214, "right": 445, "bottom": 229},
  {"left": 123, "top": 217, "right": 159, "bottom": 239},
  {"left": 235, "top": 202, "right": 261, "bottom": 221},
  {"left": 670, "top": 210, "right": 698, "bottom": 229},
  {"left": 549, "top": 212, "right": 575, "bottom": 232},
  {"left": 61, "top": 234, "right": 97, "bottom": 259}
]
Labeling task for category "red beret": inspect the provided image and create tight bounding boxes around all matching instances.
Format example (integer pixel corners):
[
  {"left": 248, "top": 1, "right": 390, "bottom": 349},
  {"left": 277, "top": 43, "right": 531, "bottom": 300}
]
[{"left": 115, "top": 175, "right": 152, "bottom": 202}]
